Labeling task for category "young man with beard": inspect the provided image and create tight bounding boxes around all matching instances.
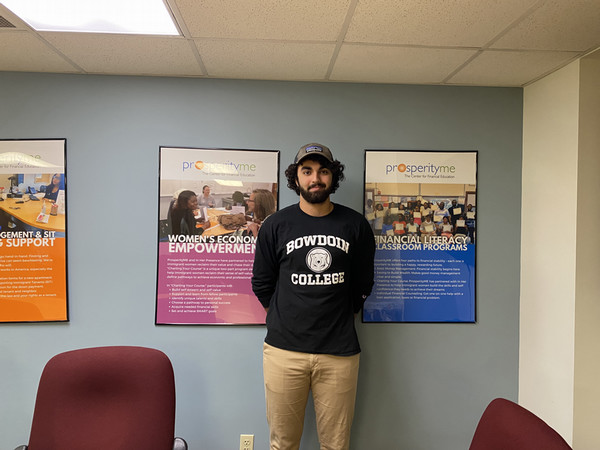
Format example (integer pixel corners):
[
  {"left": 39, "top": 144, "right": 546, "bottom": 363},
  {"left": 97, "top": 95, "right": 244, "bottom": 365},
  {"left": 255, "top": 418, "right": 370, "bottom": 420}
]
[{"left": 252, "top": 143, "right": 375, "bottom": 450}]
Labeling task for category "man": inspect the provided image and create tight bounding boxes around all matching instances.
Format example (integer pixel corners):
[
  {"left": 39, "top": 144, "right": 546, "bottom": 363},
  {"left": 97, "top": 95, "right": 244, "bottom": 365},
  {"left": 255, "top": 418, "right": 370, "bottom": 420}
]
[
  {"left": 433, "top": 201, "right": 449, "bottom": 224},
  {"left": 420, "top": 214, "right": 436, "bottom": 243},
  {"left": 449, "top": 199, "right": 464, "bottom": 226},
  {"left": 252, "top": 143, "right": 375, "bottom": 450}
]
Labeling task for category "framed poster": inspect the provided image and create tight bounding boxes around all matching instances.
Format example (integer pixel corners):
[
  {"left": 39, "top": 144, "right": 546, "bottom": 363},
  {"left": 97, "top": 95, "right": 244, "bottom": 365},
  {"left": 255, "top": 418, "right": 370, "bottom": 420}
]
[
  {"left": 363, "top": 150, "right": 477, "bottom": 323},
  {"left": 156, "top": 146, "right": 279, "bottom": 325},
  {"left": 0, "top": 139, "right": 68, "bottom": 323}
]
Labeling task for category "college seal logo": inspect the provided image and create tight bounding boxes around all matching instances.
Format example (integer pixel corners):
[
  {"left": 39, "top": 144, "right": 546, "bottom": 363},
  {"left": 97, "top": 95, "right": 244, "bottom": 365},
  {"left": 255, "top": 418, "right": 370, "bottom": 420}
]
[{"left": 305, "top": 247, "right": 332, "bottom": 273}]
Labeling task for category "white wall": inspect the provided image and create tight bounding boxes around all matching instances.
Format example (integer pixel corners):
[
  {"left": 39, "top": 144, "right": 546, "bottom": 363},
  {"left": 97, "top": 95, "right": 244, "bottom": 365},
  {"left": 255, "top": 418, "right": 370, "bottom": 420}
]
[
  {"left": 520, "top": 60, "right": 580, "bottom": 443},
  {"left": 521, "top": 49, "right": 600, "bottom": 448},
  {"left": 573, "top": 49, "right": 600, "bottom": 450}
]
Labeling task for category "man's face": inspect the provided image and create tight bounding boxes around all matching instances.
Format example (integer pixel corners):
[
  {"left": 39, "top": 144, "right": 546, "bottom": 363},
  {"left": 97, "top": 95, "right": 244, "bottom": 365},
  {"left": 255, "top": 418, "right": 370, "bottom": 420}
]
[{"left": 296, "top": 158, "right": 333, "bottom": 204}]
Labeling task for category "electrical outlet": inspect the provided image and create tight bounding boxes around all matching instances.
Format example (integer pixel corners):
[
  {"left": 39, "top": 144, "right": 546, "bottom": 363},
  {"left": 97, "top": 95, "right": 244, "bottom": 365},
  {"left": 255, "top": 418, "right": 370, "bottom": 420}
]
[{"left": 240, "top": 434, "right": 254, "bottom": 450}]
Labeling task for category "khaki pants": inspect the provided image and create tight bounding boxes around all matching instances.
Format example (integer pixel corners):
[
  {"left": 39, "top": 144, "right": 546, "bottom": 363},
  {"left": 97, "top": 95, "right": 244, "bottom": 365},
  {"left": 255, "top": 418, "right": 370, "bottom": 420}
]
[{"left": 263, "top": 343, "right": 360, "bottom": 450}]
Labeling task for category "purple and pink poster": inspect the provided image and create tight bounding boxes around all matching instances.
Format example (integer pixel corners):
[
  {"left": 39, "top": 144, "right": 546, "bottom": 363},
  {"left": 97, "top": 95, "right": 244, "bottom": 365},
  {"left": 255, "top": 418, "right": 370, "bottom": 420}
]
[{"left": 156, "top": 147, "right": 279, "bottom": 325}]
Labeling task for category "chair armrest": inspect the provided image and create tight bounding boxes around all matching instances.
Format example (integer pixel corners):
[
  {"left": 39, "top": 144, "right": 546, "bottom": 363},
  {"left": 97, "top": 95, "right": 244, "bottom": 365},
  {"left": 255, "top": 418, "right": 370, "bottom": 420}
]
[{"left": 173, "top": 437, "right": 188, "bottom": 450}]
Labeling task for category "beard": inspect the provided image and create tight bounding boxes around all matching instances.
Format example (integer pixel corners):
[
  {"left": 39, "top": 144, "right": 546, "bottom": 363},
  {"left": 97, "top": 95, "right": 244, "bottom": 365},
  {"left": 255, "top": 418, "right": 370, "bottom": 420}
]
[{"left": 299, "top": 182, "right": 333, "bottom": 204}]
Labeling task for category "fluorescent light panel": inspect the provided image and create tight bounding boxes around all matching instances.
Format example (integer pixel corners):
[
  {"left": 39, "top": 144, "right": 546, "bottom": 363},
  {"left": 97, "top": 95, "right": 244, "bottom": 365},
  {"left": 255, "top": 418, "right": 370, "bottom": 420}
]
[
  {"left": 2, "top": 0, "right": 179, "bottom": 35},
  {"left": 215, "top": 180, "right": 244, "bottom": 187}
]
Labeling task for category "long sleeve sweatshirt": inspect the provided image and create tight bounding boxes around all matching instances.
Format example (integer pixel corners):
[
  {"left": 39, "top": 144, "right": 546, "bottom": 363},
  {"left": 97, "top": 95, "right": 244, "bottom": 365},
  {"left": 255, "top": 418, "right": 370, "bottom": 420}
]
[{"left": 251, "top": 203, "right": 375, "bottom": 356}]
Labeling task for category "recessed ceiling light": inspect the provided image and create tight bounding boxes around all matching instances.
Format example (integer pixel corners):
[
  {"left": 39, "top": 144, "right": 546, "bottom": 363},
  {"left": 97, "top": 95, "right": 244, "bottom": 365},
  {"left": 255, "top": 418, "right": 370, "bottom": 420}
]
[{"left": 2, "top": 0, "right": 179, "bottom": 35}]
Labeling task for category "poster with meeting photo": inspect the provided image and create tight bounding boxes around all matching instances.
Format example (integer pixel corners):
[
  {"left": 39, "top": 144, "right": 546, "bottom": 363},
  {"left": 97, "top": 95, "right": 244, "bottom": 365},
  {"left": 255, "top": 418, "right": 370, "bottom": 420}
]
[
  {"left": 363, "top": 150, "right": 477, "bottom": 323},
  {"left": 156, "top": 146, "right": 279, "bottom": 325},
  {"left": 0, "top": 139, "right": 68, "bottom": 323}
]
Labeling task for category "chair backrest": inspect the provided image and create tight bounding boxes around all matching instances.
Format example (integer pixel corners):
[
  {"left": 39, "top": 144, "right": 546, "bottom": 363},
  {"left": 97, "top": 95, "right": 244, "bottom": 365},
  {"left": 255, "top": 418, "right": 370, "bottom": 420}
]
[
  {"left": 469, "top": 398, "right": 572, "bottom": 450},
  {"left": 27, "top": 346, "right": 176, "bottom": 450}
]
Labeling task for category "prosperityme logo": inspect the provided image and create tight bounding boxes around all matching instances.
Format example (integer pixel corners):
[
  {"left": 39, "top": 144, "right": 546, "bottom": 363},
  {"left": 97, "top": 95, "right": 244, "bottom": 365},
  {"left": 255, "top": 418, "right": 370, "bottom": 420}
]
[
  {"left": 385, "top": 162, "right": 455, "bottom": 176},
  {"left": 182, "top": 160, "right": 256, "bottom": 174}
]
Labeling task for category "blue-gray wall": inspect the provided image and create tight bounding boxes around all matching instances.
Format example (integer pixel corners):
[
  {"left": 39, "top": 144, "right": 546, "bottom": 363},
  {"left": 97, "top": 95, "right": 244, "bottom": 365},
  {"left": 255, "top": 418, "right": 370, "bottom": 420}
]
[{"left": 0, "top": 72, "right": 522, "bottom": 450}]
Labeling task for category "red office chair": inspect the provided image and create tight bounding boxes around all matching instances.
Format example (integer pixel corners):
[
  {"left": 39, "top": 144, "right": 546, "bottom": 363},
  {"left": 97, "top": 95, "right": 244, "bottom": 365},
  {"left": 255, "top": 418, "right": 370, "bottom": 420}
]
[
  {"left": 469, "top": 398, "right": 572, "bottom": 450},
  {"left": 15, "top": 346, "right": 187, "bottom": 450}
]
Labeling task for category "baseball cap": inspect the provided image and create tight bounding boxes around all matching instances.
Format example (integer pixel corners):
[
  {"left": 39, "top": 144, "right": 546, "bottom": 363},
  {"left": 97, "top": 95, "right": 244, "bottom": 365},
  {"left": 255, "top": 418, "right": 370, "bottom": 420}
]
[{"left": 294, "top": 143, "right": 334, "bottom": 164}]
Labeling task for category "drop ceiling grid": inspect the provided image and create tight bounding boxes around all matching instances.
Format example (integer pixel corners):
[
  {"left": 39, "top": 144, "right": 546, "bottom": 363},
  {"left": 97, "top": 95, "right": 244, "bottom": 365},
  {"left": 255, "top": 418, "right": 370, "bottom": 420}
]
[{"left": 0, "top": 1, "right": 599, "bottom": 86}]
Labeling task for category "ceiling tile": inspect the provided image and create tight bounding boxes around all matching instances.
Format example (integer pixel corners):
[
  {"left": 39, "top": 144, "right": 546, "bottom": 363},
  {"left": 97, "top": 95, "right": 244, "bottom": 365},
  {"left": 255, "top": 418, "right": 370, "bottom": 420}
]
[
  {"left": 345, "top": 0, "right": 539, "bottom": 47},
  {"left": 491, "top": 0, "right": 600, "bottom": 52},
  {"left": 0, "top": 30, "right": 79, "bottom": 73},
  {"left": 330, "top": 44, "right": 477, "bottom": 84},
  {"left": 40, "top": 33, "right": 204, "bottom": 76},
  {"left": 174, "top": 0, "right": 351, "bottom": 40},
  {"left": 195, "top": 40, "right": 335, "bottom": 80},
  {"left": 448, "top": 50, "right": 580, "bottom": 86},
  {"left": 0, "top": 4, "right": 29, "bottom": 30}
]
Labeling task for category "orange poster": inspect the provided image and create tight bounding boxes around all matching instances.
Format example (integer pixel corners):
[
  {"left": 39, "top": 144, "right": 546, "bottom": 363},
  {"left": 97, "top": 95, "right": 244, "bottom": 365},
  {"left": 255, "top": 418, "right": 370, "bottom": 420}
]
[{"left": 0, "top": 139, "right": 67, "bottom": 322}]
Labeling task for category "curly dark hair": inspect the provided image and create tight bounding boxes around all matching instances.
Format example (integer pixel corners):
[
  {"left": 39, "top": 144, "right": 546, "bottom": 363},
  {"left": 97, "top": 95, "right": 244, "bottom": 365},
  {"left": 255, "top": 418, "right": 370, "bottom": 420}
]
[{"left": 285, "top": 155, "right": 345, "bottom": 195}]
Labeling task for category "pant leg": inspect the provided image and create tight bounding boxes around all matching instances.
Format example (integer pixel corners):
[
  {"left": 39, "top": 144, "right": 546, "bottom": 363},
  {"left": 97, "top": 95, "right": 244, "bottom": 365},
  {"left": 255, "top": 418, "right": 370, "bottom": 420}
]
[
  {"left": 263, "top": 343, "right": 311, "bottom": 450},
  {"left": 311, "top": 353, "right": 360, "bottom": 450}
]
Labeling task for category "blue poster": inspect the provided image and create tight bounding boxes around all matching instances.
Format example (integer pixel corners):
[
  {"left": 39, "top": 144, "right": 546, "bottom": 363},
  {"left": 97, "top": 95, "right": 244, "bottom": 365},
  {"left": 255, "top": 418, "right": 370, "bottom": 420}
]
[{"left": 362, "top": 150, "right": 477, "bottom": 323}]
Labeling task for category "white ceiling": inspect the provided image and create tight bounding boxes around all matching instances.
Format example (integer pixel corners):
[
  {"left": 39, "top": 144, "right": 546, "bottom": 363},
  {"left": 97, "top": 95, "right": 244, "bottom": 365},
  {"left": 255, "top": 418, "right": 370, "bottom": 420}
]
[{"left": 1, "top": 0, "right": 599, "bottom": 87}]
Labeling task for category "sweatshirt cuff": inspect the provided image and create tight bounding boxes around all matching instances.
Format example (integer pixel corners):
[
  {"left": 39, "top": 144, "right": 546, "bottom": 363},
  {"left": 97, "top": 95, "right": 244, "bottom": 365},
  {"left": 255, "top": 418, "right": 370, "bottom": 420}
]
[{"left": 257, "top": 296, "right": 271, "bottom": 309}]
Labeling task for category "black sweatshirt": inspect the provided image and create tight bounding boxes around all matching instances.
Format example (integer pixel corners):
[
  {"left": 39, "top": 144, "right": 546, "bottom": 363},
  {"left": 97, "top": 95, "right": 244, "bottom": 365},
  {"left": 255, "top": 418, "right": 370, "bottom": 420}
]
[{"left": 251, "top": 203, "right": 375, "bottom": 356}]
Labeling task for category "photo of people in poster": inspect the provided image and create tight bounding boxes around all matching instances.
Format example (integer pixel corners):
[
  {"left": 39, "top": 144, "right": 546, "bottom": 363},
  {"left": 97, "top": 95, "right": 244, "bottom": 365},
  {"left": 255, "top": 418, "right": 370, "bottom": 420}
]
[
  {"left": 363, "top": 150, "right": 476, "bottom": 322},
  {"left": 156, "top": 147, "right": 279, "bottom": 325},
  {"left": 0, "top": 139, "right": 67, "bottom": 323}
]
